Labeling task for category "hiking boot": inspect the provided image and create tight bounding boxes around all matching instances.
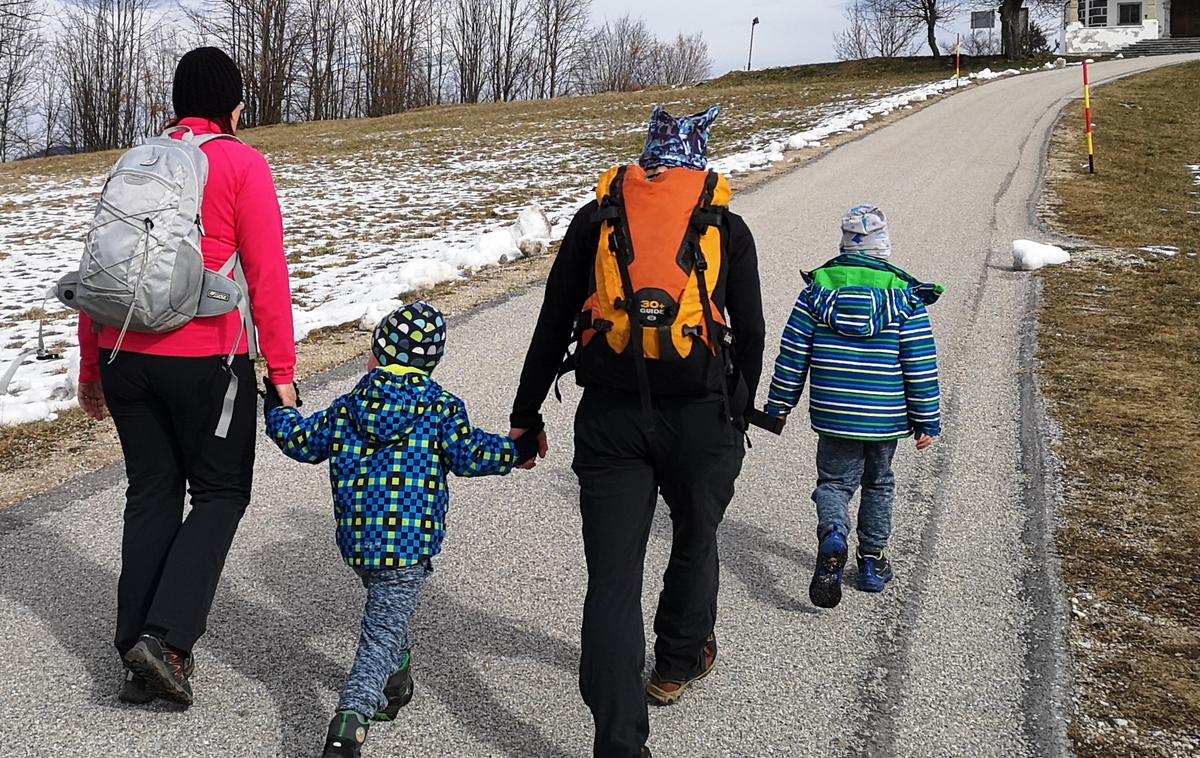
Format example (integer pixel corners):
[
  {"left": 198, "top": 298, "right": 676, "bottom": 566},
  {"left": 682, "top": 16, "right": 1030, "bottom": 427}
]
[
  {"left": 372, "top": 652, "right": 414, "bottom": 722},
  {"left": 856, "top": 549, "right": 895, "bottom": 593},
  {"left": 123, "top": 634, "right": 194, "bottom": 707},
  {"left": 117, "top": 668, "right": 154, "bottom": 705},
  {"left": 322, "top": 710, "right": 369, "bottom": 758},
  {"left": 641, "top": 748, "right": 652, "bottom": 758},
  {"left": 646, "top": 633, "right": 717, "bottom": 706},
  {"left": 809, "top": 531, "right": 848, "bottom": 609}
]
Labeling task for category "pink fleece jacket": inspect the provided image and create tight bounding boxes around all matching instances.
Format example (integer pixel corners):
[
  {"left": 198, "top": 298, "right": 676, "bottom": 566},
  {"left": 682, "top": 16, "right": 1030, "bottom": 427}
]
[{"left": 79, "top": 118, "right": 296, "bottom": 385}]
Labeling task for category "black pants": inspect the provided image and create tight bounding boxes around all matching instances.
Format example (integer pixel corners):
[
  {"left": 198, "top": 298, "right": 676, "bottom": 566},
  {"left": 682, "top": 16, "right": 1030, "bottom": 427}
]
[
  {"left": 100, "top": 351, "right": 257, "bottom": 655},
  {"left": 572, "top": 387, "right": 745, "bottom": 758}
]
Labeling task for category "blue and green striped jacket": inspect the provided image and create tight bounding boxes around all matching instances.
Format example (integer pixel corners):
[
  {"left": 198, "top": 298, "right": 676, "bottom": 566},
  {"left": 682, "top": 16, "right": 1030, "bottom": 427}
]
[
  {"left": 266, "top": 366, "right": 518, "bottom": 569},
  {"left": 765, "top": 255, "right": 942, "bottom": 440}
]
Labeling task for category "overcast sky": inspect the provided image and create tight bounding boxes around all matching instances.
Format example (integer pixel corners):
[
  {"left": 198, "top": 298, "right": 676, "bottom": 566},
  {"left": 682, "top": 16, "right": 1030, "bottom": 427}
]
[{"left": 589, "top": 0, "right": 847, "bottom": 73}]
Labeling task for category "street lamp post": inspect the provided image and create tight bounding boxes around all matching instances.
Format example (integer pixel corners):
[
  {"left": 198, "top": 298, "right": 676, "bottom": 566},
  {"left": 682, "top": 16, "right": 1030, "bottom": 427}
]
[{"left": 747, "top": 17, "right": 760, "bottom": 71}]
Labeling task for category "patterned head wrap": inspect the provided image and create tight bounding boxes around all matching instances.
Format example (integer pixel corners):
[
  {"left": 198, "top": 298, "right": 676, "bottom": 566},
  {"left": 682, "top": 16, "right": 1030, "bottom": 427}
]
[{"left": 638, "top": 105, "right": 721, "bottom": 172}]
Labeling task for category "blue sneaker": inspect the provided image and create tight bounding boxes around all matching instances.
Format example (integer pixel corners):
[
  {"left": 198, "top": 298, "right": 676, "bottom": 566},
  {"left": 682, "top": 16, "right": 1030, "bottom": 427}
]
[
  {"left": 856, "top": 549, "right": 895, "bottom": 593},
  {"left": 809, "top": 531, "right": 848, "bottom": 609}
]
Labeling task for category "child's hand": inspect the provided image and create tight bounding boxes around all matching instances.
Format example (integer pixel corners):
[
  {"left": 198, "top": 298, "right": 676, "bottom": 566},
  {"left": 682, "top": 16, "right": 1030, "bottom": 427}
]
[
  {"left": 915, "top": 434, "right": 935, "bottom": 451},
  {"left": 510, "top": 426, "right": 548, "bottom": 469},
  {"left": 261, "top": 378, "right": 300, "bottom": 413}
]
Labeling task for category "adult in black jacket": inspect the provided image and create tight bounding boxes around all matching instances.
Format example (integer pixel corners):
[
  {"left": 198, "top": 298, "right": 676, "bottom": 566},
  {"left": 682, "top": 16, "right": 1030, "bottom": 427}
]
[{"left": 509, "top": 106, "right": 765, "bottom": 758}]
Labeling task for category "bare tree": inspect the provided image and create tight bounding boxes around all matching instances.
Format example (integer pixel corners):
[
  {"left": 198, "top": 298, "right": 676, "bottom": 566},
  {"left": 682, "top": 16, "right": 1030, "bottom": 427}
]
[
  {"left": 448, "top": 0, "right": 488, "bottom": 103},
  {"left": 893, "top": 0, "right": 964, "bottom": 57},
  {"left": 578, "top": 14, "right": 657, "bottom": 94},
  {"left": 961, "top": 29, "right": 1000, "bottom": 56},
  {"left": 530, "top": 0, "right": 589, "bottom": 98},
  {"left": 59, "top": 0, "right": 155, "bottom": 152},
  {"left": 651, "top": 32, "right": 711, "bottom": 87},
  {"left": 834, "top": 0, "right": 921, "bottom": 60},
  {"left": 190, "top": 0, "right": 306, "bottom": 126},
  {"left": 488, "top": 0, "right": 530, "bottom": 101},
  {"left": 0, "top": 0, "right": 39, "bottom": 160},
  {"left": 300, "top": 0, "right": 354, "bottom": 120},
  {"left": 356, "top": 0, "right": 427, "bottom": 116},
  {"left": 418, "top": 0, "right": 452, "bottom": 106}
]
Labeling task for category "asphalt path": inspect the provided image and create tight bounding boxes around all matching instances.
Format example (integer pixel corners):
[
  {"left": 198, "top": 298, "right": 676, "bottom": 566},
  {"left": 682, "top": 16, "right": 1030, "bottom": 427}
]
[{"left": 2, "top": 53, "right": 1195, "bottom": 758}]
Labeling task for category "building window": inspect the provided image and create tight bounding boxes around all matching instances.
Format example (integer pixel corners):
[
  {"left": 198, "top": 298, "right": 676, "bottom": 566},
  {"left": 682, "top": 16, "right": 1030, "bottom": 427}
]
[
  {"left": 1118, "top": 2, "right": 1142, "bottom": 24},
  {"left": 1087, "top": 0, "right": 1109, "bottom": 26}
]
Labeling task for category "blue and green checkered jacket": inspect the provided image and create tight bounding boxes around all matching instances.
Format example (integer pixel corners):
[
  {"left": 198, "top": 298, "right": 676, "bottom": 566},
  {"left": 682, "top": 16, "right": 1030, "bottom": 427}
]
[
  {"left": 266, "top": 367, "right": 518, "bottom": 569},
  {"left": 766, "top": 254, "right": 943, "bottom": 441}
]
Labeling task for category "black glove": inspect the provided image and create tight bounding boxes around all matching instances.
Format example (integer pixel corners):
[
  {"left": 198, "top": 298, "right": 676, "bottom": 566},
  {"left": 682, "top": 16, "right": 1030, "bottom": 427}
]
[
  {"left": 512, "top": 423, "right": 544, "bottom": 466},
  {"left": 260, "top": 377, "right": 302, "bottom": 413},
  {"left": 747, "top": 408, "right": 786, "bottom": 436},
  {"left": 261, "top": 377, "right": 283, "bottom": 414}
]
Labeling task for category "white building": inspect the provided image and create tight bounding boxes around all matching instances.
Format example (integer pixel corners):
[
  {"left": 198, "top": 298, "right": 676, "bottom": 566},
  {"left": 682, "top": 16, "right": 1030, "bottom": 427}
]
[{"left": 1065, "top": 0, "right": 1200, "bottom": 53}]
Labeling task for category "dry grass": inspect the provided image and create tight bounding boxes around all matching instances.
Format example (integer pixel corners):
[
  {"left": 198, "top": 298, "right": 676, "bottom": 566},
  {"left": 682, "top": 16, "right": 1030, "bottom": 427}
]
[
  {"left": 1041, "top": 61, "right": 1200, "bottom": 757},
  {"left": 0, "top": 55, "right": 1011, "bottom": 191}
]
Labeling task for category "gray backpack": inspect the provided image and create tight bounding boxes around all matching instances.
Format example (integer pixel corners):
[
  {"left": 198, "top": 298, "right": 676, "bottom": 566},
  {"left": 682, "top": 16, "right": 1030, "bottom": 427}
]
[{"left": 57, "top": 126, "right": 258, "bottom": 436}]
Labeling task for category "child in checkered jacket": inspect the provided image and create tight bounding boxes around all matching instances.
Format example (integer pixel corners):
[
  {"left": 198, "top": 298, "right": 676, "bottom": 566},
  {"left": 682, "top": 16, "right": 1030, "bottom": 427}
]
[{"left": 263, "top": 302, "right": 539, "bottom": 758}]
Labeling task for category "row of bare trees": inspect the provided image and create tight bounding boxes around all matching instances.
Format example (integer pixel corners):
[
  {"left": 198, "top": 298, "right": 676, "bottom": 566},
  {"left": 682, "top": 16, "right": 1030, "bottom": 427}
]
[
  {"left": 834, "top": 0, "right": 1059, "bottom": 62},
  {"left": 0, "top": 0, "right": 712, "bottom": 161}
]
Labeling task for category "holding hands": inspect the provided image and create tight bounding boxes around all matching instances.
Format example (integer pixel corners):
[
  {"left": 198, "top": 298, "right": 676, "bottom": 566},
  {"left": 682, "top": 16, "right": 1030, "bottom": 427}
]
[{"left": 509, "top": 426, "right": 548, "bottom": 470}]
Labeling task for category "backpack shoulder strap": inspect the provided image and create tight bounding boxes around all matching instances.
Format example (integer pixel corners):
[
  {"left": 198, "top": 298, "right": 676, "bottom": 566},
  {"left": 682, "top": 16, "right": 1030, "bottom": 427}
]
[
  {"left": 688, "top": 170, "right": 735, "bottom": 426},
  {"left": 590, "top": 165, "right": 627, "bottom": 224},
  {"left": 194, "top": 133, "right": 245, "bottom": 148}
]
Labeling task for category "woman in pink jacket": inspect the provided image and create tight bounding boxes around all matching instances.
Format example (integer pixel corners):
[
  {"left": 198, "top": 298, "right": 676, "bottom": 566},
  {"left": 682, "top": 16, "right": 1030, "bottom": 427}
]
[{"left": 76, "top": 47, "right": 297, "bottom": 708}]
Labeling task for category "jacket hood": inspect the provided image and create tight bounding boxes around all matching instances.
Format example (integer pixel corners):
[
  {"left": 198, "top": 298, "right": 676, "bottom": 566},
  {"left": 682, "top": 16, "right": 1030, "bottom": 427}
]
[
  {"left": 346, "top": 368, "right": 442, "bottom": 444},
  {"left": 805, "top": 254, "right": 942, "bottom": 338}
]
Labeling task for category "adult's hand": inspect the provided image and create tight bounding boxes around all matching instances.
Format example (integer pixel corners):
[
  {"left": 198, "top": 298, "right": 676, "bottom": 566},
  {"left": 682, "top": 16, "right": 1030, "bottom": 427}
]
[
  {"left": 509, "top": 427, "right": 548, "bottom": 470},
  {"left": 915, "top": 434, "right": 935, "bottom": 451},
  {"left": 78, "top": 382, "right": 107, "bottom": 421},
  {"left": 275, "top": 382, "right": 299, "bottom": 409}
]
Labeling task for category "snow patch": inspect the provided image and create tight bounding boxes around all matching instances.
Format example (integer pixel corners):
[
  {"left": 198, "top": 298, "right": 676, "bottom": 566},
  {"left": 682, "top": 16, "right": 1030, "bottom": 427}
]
[
  {"left": 1013, "top": 240, "right": 1071, "bottom": 271},
  {"left": 1140, "top": 245, "right": 1179, "bottom": 257}
]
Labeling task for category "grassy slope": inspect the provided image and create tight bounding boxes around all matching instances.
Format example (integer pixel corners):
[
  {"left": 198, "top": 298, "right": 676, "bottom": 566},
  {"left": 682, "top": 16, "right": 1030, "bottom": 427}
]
[{"left": 1042, "top": 61, "right": 1200, "bottom": 757}]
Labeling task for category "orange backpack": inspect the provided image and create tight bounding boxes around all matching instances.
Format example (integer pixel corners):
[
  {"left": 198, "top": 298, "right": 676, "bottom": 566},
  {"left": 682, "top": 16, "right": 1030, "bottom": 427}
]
[{"left": 569, "top": 165, "right": 736, "bottom": 423}]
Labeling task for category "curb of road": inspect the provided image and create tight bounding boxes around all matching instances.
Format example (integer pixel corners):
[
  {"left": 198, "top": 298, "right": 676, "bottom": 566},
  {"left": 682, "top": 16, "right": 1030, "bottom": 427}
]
[{"left": 1017, "top": 276, "right": 1076, "bottom": 758}]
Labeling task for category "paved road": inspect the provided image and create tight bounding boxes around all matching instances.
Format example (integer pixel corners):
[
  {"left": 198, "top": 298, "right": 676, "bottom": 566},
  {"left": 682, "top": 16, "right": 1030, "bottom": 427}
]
[{"left": 2, "top": 54, "right": 1195, "bottom": 758}]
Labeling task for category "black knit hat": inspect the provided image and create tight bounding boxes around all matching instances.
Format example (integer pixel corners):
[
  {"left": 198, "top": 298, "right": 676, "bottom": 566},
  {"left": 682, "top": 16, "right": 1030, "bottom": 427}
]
[{"left": 172, "top": 47, "right": 243, "bottom": 120}]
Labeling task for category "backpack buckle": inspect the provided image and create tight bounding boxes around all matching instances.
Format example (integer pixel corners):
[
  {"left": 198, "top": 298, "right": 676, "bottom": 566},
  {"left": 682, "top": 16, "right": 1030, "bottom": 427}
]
[{"left": 682, "top": 324, "right": 703, "bottom": 338}]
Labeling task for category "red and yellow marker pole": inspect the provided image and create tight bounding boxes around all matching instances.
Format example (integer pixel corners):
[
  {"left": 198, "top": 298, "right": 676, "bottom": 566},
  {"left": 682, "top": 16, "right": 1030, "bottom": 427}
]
[
  {"left": 1083, "top": 60, "right": 1095, "bottom": 174},
  {"left": 955, "top": 34, "right": 961, "bottom": 87}
]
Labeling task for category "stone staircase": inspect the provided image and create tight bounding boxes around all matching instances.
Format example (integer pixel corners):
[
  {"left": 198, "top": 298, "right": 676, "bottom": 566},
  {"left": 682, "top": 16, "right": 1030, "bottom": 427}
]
[{"left": 1116, "top": 36, "right": 1200, "bottom": 56}]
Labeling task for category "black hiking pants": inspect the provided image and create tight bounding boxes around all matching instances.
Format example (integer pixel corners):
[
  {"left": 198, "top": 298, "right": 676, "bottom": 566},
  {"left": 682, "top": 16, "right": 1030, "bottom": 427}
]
[
  {"left": 572, "top": 387, "right": 745, "bottom": 758},
  {"left": 100, "top": 351, "right": 257, "bottom": 656}
]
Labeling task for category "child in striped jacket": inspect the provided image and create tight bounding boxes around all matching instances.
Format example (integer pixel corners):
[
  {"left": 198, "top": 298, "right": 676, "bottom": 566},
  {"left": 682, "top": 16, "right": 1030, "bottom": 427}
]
[{"left": 763, "top": 206, "right": 942, "bottom": 610}]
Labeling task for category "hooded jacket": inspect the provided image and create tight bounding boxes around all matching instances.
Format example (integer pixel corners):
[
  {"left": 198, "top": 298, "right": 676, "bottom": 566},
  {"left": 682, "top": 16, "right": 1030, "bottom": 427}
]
[
  {"left": 266, "top": 367, "right": 518, "bottom": 569},
  {"left": 765, "top": 254, "right": 942, "bottom": 440}
]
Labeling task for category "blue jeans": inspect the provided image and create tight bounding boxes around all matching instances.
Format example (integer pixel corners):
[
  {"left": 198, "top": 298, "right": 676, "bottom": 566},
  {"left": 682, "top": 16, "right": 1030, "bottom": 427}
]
[
  {"left": 338, "top": 562, "right": 430, "bottom": 718},
  {"left": 812, "top": 435, "right": 898, "bottom": 554}
]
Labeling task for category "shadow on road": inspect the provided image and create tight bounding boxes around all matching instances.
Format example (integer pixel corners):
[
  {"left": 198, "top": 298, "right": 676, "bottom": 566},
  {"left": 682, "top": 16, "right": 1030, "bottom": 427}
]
[
  {"left": 719, "top": 518, "right": 817, "bottom": 614},
  {"left": 0, "top": 505, "right": 579, "bottom": 757}
]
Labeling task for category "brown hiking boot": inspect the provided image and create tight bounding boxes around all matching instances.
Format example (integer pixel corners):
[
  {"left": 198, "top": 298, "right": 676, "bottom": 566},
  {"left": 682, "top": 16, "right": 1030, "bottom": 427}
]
[
  {"left": 646, "top": 633, "right": 717, "bottom": 706},
  {"left": 123, "top": 635, "right": 195, "bottom": 707}
]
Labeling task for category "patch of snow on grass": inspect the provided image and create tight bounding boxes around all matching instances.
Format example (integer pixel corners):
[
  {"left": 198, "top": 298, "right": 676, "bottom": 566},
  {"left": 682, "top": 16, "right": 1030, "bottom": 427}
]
[
  {"left": 1140, "top": 245, "right": 1179, "bottom": 257},
  {"left": 1013, "top": 240, "right": 1071, "bottom": 271}
]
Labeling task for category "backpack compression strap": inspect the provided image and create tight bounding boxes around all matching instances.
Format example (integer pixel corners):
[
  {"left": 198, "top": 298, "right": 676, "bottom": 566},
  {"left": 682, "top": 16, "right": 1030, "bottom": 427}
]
[{"left": 599, "top": 166, "right": 657, "bottom": 430}]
